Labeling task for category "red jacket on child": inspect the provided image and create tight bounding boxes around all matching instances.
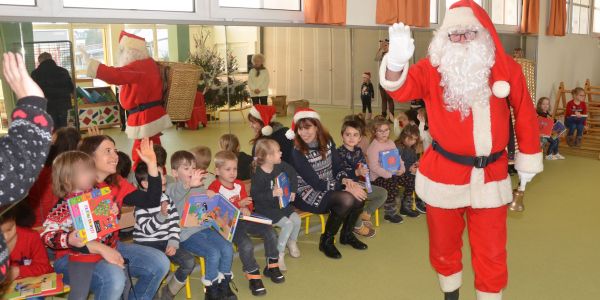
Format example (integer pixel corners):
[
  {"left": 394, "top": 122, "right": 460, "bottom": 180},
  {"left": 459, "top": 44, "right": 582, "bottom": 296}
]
[
  {"left": 208, "top": 179, "right": 254, "bottom": 212},
  {"left": 10, "top": 226, "right": 54, "bottom": 279},
  {"left": 565, "top": 100, "right": 587, "bottom": 125}
]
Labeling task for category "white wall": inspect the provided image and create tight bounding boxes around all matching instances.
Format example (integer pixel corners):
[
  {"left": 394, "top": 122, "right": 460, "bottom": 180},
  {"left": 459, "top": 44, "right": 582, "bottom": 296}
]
[{"left": 536, "top": 0, "right": 600, "bottom": 104}]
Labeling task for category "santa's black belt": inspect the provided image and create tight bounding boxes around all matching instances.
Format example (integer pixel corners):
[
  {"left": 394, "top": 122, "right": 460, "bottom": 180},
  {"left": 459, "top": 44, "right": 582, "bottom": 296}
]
[
  {"left": 431, "top": 141, "right": 504, "bottom": 169},
  {"left": 126, "top": 100, "right": 163, "bottom": 115}
]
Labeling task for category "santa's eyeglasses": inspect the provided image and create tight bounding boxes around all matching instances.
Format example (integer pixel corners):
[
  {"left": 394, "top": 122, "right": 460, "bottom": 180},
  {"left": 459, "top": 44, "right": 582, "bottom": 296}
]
[{"left": 448, "top": 30, "right": 477, "bottom": 42}]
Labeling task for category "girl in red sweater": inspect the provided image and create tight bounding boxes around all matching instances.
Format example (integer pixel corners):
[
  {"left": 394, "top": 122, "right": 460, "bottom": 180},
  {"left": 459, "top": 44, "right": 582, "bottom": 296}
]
[{"left": 565, "top": 87, "right": 588, "bottom": 147}]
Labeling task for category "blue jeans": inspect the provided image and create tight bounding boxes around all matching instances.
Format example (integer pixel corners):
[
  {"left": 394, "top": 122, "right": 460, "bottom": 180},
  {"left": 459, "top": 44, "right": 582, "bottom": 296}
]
[
  {"left": 54, "top": 255, "right": 126, "bottom": 300},
  {"left": 181, "top": 229, "right": 233, "bottom": 282},
  {"left": 566, "top": 116, "right": 586, "bottom": 137},
  {"left": 541, "top": 136, "right": 559, "bottom": 155},
  {"left": 117, "top": 242, "right": 170, "bottom": 299}
]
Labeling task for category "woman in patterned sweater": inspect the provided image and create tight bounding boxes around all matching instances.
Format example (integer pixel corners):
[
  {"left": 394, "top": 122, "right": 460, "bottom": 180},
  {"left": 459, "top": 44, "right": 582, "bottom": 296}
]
[{"left": 288, "top": 109, "right": 368, "bottom": 259}]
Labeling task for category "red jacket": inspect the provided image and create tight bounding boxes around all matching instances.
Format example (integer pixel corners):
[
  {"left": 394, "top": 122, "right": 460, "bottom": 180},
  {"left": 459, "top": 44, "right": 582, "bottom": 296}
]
[
  {"left": 565, "top": 100, "right": 587, "bottom": 125},
  {"left": 380, "top": 55, "right": 542, "bottom": 209},
  {"left": 27, "top": 166, "right": 58, "bottom": 227},
  {"left": 10, "top": 226, "right": 54, "bottom": 279},
  {"left": 95, "top": 58, "right": 171, "bottom": 139},
  {"left": 208, "top": 179, "right": 254, "bottom": 212}
]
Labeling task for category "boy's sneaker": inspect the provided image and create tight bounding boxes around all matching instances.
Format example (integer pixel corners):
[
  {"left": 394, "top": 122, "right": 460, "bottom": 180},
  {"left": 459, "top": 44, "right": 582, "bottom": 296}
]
[
  {"left": 554, "top": 153, "right": 565, "bottom": 160},
  {"left": 245, "top": 272, "right": 266, "bottom": 296},
  {"left": 353, "top": 225, "right": 376, "bottom": 238},
  {"left": 400, "top": 196, "right": 420, "bottom": 218},
  {"left": 415, "top": 199, "right": 426, "bottom": 214},
  {"left": 263, "top": 258, "right": 285, "bottom": 284},
  {"left": 287, "top": 240, "right": 301, "bottom": 258},
  {"left": 384, "top": 213, "right": 404, "bottom": 224},
  {"left": 545, "top": 154, "right": 556, "bottom": 160}
]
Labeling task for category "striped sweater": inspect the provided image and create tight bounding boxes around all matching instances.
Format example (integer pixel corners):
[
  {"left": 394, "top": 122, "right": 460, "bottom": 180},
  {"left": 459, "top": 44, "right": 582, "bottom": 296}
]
[{"left": 133, "top": 193, "right": 181, "bottom": 249}]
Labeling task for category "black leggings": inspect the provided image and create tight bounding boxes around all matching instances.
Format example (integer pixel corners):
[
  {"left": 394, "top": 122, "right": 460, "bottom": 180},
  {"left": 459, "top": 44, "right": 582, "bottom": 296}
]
[
  {"left": 379, "top": 84, "right": 395, "bottom": 117},
  {"left": 361, "top": 96, "right": 372, "bottom": 113},
  {"left": 251, "top": 96, "right": 268, "bottom": 105},
  {"left": 325, "top": 191, "right": 364, "bottom": 216}
]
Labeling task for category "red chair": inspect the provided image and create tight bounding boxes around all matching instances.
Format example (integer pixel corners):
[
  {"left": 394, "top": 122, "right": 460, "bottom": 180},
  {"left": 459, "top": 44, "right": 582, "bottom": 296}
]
[{"left": 186, "top": 91, "right": 208, "bottom": 129}]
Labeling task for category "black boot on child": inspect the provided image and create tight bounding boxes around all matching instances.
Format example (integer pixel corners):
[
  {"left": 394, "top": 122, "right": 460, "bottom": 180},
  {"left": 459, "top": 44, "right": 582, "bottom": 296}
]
[
  {"left": 217, "top": 273, "right": 238, "bottom": 300},
  {"left": 263, "top": 257, "right": 285, "bottom": 284},
  {"left": 245, "top": 270, "right": 266, "bottom": 296}
]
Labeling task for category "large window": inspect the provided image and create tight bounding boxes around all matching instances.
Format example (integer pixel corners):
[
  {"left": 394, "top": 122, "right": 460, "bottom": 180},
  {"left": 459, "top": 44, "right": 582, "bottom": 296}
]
[
  {"left": 431, "top": 0, "right": 439, "bottom": 24},
  {"left": 124, "top": 25, "right": 170, "bottom": 61},
  {"left": 63, "top": 0, "right": 194, "bottom": 12},
  {"left": 594, "top": 0, "right": 600, "bottom": 33},
  {"left": 491, "top": 0, "right": 520, "bottom": 25},
  {"left": 568, "top": 0, "right": 591, "bottom": 34},
  {"left": 446, "top": 0, "right": 482, "bottom": 10},
  {"left": 219, "top": 0, "right": 301, "bottom": 10}
]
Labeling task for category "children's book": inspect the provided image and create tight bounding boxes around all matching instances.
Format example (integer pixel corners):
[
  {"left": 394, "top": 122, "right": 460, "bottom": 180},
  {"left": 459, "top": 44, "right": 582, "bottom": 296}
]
[
  {"left": 379, "top": 149, "right": 401, "bottom": 172},
  {"left": 67, "top": 187, "right": 119, "bottom": 243},
  {"left": 552, "top": 120, "right": 567, "bottom": 136},
  {"left": 361, "top": 163, "right": 373, "bottom": 193},
  {"left": 3, "top": 273, "right": 65, "bottom": 300},
  {"left": 180, "top": 193, "right": 240, "bottom": 242},
  {"left": 240, "top": 213, "right": 273, "bottom": 225},
  {"left": 275, "top": 172, "right": 292, "bottom": 208}
]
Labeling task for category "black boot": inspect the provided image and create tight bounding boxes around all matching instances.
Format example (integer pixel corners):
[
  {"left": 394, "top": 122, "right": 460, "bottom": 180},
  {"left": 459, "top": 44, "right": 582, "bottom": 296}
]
[
  {"left": 444, "top": 289, "right": 459, "bottom": 300},
  {"left": 339, "top": 207, "right": 368, "bottom": 250},
  {"left": 399, "top": 195, "right": 420, "bottom": 218},
  {"left": 245, "top": 270, "right": 266, "bottom": 296},
  {"left": 263, "top": 257, "right": 285, "bottom": 284},
  {"left": 204, "top": 284, "right": 220, "bottom": 300},
  {"left": 217, "top": 274, "right": 238, "bottom": 300},
  {"left": 319, "top": 212, "right": 345, "bottom": 259}
]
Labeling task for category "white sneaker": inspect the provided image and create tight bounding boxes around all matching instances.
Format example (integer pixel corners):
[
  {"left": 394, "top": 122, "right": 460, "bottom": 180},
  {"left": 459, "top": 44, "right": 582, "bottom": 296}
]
[
  {"left": 554, "top": 153, "right": 565, "bottom": 160},
  {"left": 287, "top": 240, "right": 301, "bottom": 258},
  {"left": 278, "top": 253, "right": 287, "bottom": 271},
  {"left": 545, "top": 154, "right": 556, "bottom": 160}
]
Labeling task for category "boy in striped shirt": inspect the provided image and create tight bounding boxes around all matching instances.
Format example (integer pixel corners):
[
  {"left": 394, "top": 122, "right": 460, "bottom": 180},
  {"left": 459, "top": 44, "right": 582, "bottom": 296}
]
[{"left": 133, "top": 162, "right": 196, "bottom": 300}]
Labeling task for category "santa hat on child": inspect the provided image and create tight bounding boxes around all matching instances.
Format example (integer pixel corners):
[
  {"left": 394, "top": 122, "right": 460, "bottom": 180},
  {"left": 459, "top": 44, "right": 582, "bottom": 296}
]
[
  {"left": 119, "top": 31, "right": 147, "bottom": 51},
  {"left": 442, "top": 0, "right": 511, "bottom": 98},
  {"left": 285, "top": 108, "right": 321, "bottom": 140},
  {"left": 249, "top": 105, "right": 277, "bottom": 136}
]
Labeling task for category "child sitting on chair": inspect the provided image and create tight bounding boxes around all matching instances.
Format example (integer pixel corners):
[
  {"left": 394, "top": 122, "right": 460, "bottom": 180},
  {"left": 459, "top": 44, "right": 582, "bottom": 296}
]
[
  {"left": 565, "top": 87, "right": 588, "bottom": 147},
  {"left": 537, "top": 97, "right": 565, "bottom": 160}
]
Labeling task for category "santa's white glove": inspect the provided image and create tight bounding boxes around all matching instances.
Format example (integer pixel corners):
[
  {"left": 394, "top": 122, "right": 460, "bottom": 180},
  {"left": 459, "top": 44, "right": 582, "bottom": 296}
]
[
  {"left": 517, "top": 171, "right": 535, "bottom": 190},
  {"left": 387, "top": 23, "right": 415, "bottom": 72}
]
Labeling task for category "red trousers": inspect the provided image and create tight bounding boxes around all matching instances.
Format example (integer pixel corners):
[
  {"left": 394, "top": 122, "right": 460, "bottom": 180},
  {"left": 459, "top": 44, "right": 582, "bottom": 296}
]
[
  {"left": 427, "top": 205, "right": 508, "bottom": 293},
  {"left": 131, "top": 134, "right": 162, "bottom": 168}
]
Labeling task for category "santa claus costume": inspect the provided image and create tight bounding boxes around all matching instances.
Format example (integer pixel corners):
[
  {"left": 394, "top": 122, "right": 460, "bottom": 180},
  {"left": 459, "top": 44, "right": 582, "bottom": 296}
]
[
  {"left": 379, "top": 1, "right": 543, "bottom": 299},
  {"left": 87, "top": 31, "right": 172, "bottom": 164}
]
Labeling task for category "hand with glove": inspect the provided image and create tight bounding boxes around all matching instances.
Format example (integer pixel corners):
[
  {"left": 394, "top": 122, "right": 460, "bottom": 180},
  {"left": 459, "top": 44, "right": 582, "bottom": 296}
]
[{"left": 386, "top": 23, "right": 415, "bottom": 72}]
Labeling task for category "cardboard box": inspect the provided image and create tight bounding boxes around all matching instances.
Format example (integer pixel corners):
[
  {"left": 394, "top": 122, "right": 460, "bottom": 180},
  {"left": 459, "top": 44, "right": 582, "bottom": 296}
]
[
  {"left": 287, "top": 99, "right": 310, "bottom": 115},
  {"left": 270, "top": 95, "right": 288, "bottom": 116}
]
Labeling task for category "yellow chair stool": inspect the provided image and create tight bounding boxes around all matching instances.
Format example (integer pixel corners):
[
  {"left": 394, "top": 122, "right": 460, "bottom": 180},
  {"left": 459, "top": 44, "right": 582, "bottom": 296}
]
[
  {"left": 296, "top": 210, "right": 325, "bottom": 234},
  {"left": 375, "top": 208, "right": 380, "bottom": 227},
  {"left": 169, "top": 256, "right": 205, "bottom": 299}
]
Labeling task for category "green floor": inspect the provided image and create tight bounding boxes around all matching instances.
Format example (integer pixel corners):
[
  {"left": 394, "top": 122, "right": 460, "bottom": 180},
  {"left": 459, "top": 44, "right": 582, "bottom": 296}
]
[{"left": 104, "top": 106, "right": 600, "bottom": 300}]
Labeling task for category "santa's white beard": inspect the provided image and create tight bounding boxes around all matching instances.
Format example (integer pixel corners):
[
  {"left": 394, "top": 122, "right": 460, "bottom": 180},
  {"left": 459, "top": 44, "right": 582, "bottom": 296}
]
[
  {"left": 428, "top": 27, "right": 495, "bottom": 119},
  {"left": 117, "top": 47, "right": 150, "bottom": 67}
]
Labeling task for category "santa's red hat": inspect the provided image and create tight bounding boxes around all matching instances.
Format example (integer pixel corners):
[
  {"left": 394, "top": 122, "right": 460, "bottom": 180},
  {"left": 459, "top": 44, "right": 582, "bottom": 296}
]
[
  {"left": 285, "top": 108, "right": 321, "bottom": 140},
  {"left": 442, "top": 0, "right": 511, "bottom": 98},
  {"left": 119, "top": 31, "right": 147, "bottom": 52},
  {"left": 249, "top": 105, "right": 277, "bottom": 136}
]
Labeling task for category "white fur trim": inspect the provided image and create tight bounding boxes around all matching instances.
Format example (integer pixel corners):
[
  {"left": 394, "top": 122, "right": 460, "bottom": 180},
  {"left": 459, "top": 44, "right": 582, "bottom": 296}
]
[
  {"left": 514, "top": 152, "right": 543, "bottom": 174},
  {"left": 441, "top": 7, "right": 481, "bottom": 30},
  {"left": 492, "top": 81, "right": 510, "bottom": 98},
  {"left": 438, "top": 271, "right": 462, "bottom": 292},
  {"left": 261, "top": 125, "right": 273, "bottom": 136},
  {"left": 125, "top": 114, "right": 172, "bottom": 140},
  {"left": 471, "top": 101, "right": 493, "bottom": 156},
  {"left": 293, "top": 111, "right": 320, "bottom": 123},
  {"left": 415, "top": 170, "right": 513, "bottom": 209},
  {"left": 285, "top": 129, "right": 295, "bottom": 140},
  {"left": 379, "top": 54, "right": 409, "bottom": 92},
  {"left": 476, "top": 290, "right": 503, "bottom": 300},
  {"left": 87, "top": 59, "right": 101, "bottom": 78},
  {"left": 120, "top": 35, "right": 147, "bottom": 51},
  {"left": 249, "top": 106, "right": 261, "bottom": 120}
]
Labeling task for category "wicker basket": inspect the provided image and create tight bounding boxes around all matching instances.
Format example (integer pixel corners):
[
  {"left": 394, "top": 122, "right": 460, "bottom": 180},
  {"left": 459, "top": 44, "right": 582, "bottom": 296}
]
[{"left": 158, "top": 61, "right": 202, "bottom": 122}]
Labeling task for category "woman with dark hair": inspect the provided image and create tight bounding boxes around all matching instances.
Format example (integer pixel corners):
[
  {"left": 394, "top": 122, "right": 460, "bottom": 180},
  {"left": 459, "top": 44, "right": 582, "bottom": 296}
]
[
  {"left": 248, "top": 104, "right": 294, "bottom": 164},
  {"left": 287, "top": 108, "right": 368, "bottom": 259},
  {"left": 54, "top": 135, "right": 170, "bottom": 299},
  {"left": 28, "top": 127, "right": 82, "bottom": 226}
]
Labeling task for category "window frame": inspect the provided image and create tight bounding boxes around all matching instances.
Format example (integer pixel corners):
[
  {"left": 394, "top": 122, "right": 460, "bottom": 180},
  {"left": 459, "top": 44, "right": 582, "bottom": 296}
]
[
  {"left": 592, "top": 0, "right": 600, "bottom": 34},
  {"left": 435, "top": 0, "right": 521, "bottom": 33},
  {"left": 61, "top": 0, "right": 195, "bottom": 13},
  {"left": 123, "top": 24, "right": 170, "bottom": 60},
  {"left": 566, "top": 0, "right": 594, "bottom": 35},
  {"left": 218, "top": 0, "right": 301, "bottom": 11}
]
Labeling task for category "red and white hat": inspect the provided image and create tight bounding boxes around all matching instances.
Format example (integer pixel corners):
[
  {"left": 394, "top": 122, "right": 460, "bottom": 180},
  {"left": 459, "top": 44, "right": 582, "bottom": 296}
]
[
  {"left": 442, "top": 0, "right": 511, "bottom": 98},
  {"left": 285, "top": 108, "right": 321, "bottom": 140},
  {"left": 119, "top": 31, "right": 147, "bottom": 52},
  {"left": 249, "top": 105, "right": 277, "bottom": 136}
]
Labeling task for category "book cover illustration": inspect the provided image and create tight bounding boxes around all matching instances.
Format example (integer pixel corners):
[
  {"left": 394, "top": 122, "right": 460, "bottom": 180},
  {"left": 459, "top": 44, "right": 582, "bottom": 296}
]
[
  {"left": 180, "top": 193, "right": 240, "bottom": 242},
  {"left": 3, "top": 273, "right": 65, "bottom": 300},
  {"left": 67, "top": 187, "right": 119, "bottom": 243},
  {"left": 552, "top": 121, "right": 567, "bottom": 136},
  {"left": 379, "top": 149, "right": 401, "bottom": 172},
  {"left": 275, "top": 172, "right": 292, "bottom": 208}
]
